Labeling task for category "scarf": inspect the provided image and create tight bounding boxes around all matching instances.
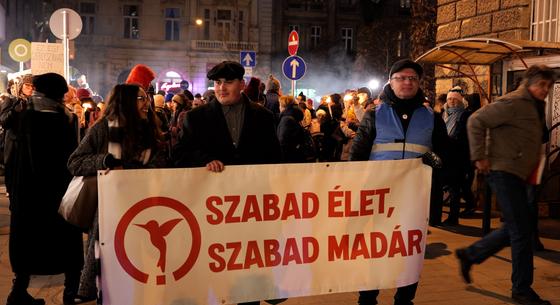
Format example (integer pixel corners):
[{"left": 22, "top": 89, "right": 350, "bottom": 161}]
[
  {"left": 444, "top": 106, "right": 465, "bottom": 137},
  {"left": 107, "top": 119, "right": 151, "bottom": 165}
]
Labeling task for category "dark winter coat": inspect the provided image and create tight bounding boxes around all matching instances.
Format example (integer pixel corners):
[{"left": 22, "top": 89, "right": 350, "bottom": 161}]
[
  {"left": 277, "top": 105, "right": 306, "bottom": 163},
  {"left": 173, "top": 95, "right": 281, "bottom": 167},
  {"left": 9, "top": 96, "right": 83, "bottom": 275},
  {"left": 67, "top": 118, "right": 169, "bottom": 176},
  {"left": 0, "top": 95, "right": 29, "bottom": 193},
  {"left": 264, "top": 91, "right": 280, "bottom": 118}
]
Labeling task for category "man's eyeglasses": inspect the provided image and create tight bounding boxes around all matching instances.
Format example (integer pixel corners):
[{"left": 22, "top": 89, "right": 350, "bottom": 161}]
[{"left": 391, "top": 76, "right": 419, "bottom": 82}]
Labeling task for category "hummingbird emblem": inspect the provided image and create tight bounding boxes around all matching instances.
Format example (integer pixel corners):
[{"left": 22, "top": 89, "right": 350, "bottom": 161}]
[{"left": 135, "top": 218, "right": 183, "bottom": 273}]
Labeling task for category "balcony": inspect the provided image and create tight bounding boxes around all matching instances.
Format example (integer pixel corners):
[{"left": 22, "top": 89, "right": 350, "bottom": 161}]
[{"left": 191, "top": 40, "right": 259, "bottom": 52}]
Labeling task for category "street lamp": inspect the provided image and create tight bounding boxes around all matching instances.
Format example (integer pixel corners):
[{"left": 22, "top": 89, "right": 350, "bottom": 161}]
[
  {"left": 368, "top": 79, "right": 380, "bottom": 90},
  {"left": 195, "top": 18, "right": 203, "bottom": 26}
]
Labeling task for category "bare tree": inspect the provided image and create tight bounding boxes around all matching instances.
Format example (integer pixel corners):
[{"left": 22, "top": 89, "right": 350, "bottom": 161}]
[{"left": 410, "top": 0, "right": 437, "bottom": 100}]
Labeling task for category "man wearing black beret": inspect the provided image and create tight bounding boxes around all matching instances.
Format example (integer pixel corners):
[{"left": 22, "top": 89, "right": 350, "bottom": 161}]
[
  {"left": 173, "top": 60, "right": 281, "bottom": 171},
  {"left": 172, "top": 62, "right": 283, "bottom": 304},
  {"left": 350, "top": 59, "right": 449, "bottom": 305}
]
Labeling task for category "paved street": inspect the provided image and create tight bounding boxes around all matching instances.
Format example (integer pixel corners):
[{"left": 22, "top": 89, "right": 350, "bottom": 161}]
[{"left": 0, "top": 176, "right": 558, "bottom": 305}]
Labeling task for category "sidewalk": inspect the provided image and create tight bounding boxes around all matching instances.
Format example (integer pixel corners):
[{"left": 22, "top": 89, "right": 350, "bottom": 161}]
[{"left": 0, "top": 178, "right": 559, "bottom": 305}]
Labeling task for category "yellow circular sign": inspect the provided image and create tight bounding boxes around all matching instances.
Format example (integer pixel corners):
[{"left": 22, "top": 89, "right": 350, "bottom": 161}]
[{"left": 9, "top": 39, "right": 31, "bottom": 62}]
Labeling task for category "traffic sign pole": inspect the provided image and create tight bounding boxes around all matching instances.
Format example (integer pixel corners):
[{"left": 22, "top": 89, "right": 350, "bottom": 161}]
[
  {"left": 50, "top": 8, "right": 82, "bottom": 82},
  {"left": 62, "top": 10, "right": 69, "bottom": 82}
]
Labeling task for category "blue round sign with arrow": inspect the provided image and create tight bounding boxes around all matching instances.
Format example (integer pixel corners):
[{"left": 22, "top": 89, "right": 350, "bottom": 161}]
[{"left": 282, "top": 55, "right": 306, "bottom": 81}]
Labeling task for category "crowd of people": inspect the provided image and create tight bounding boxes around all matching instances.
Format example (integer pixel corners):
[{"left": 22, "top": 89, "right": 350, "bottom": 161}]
[{"left": 0, "top": 59, "right": 554, "bottom": 305}]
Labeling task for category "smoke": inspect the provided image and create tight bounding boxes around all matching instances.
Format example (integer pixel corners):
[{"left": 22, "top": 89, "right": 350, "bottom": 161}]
[{"left": 269, "top": 45, "right": 383, "bottom": 99}]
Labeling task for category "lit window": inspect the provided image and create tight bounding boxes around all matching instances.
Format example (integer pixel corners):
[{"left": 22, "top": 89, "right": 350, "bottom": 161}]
[
  {"left": 531, "top": 0, "right": 559, "bottom": 42},
  {"left": 165, "top": 8, "right": 180, "bottom": 41},
  {"left": 123, "top": 5, "right": 139, "bottom": 39},
  {"left": 400, "top": 0, "right": 411, "bottom": 8}
]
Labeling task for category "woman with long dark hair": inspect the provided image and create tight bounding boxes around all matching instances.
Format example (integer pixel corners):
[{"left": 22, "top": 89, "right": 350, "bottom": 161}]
[{"left": 67, "top": 83, "right": 167, "bottom": 303}]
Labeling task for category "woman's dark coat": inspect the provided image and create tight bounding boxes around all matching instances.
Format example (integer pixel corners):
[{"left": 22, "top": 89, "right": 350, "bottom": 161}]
[{"left": 9, "top": 101, "right": 83, "bottom": 275}]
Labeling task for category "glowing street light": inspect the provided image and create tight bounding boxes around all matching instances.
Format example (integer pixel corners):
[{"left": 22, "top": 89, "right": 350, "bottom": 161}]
[
  {"left": 195, "top": 18, "right": 203, "bottom": 26},
  {"left": 368, "top": 79, "right": 380, "bottom": 90}
]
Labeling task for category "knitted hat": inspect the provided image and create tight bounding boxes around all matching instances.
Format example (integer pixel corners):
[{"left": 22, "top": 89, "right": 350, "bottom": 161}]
[
  {"left": 266, "top": 75, "right": 280, "bottom": 92},
  {"left": 76, "top": 88, "right": 92, "bottom": 100},
  {"left": 165, "top": 93, "right": 174, "bottom": 102},
  {"left": 32, "top": 73, "right": 68, "bottom": 101},
  {"left": 126, "top": 64, "right": 156, "bottom": 91},
  {"left": 389, "top": 59, "right": 423, "bottom": 78},
  {"left": 153, "top": 94, "right": 165, "bottom": 108}
]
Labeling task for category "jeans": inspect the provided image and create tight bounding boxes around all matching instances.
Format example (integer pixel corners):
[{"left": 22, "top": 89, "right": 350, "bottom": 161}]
[{"left": 465, "top": 171, "right": 533, "bottom": 293}]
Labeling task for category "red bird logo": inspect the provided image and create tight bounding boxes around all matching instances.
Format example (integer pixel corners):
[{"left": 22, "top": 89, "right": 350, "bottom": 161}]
[{"left": 135, "top": 218, "right": 183, "bottom": 273}]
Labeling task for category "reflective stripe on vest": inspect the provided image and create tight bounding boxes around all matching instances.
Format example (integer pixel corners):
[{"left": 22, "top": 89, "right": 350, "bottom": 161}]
[{"left": 370, "top": 103, "right": 434, "bottom": 160}]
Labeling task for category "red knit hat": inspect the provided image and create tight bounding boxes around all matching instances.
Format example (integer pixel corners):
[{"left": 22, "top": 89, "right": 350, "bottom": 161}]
[
  {"left": 126, "top": 64, "right": 156, "bottom": 91},
  {"left": 76, "top": 88, "right": 92, "bottom": 100}
]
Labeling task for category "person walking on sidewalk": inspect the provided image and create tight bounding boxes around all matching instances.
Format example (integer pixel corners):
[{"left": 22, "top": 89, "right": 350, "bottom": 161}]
[{"left": 455, "top": 65, "right": 555, "bottom": 305}]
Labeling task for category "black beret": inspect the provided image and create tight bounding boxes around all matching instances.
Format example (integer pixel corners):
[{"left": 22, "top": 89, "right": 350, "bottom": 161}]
[
  {"left": 32, "top": 73, "right": 68, "bottom": 101},
  {"left": 207, "top": 61, "right": 245, "bottom": 80},
  {"left": 389, "top": 59, "right": 423, "bottom": 78}
]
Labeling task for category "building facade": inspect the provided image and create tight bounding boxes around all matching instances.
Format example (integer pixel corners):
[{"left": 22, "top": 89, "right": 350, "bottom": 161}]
[
  {"left": 435, "top": 0, "right": 560, "bottom": 211},
  {"left": 0, "top": 0, "right": 273, "bottom": 96},
  {"left": 268, "top": 0, "right": 365, "bottom": 98}
]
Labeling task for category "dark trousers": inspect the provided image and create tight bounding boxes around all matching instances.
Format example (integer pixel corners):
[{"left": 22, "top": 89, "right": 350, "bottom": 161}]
[
  {"left": 464, "top": 171, "right": 533, "bottom": 293},
  {"left": 526, "top": 184, "right": 542, "bottom": 246},
  {"left": 460, "top": 167, "right": 476, "bottom": 210},
  {"left": 358, "top": 282, "right": 418, "bottom": 305},
  {"left": 429, "top": 169, "right": 443, "bottom": 226}
]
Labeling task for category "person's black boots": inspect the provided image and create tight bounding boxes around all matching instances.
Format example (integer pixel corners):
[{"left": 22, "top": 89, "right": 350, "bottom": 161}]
[{"left": 6, "top": 274, "right": 45, "bottom": 305}]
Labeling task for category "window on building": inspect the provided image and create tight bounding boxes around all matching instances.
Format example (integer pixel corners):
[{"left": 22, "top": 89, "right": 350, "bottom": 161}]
[
  {"left": 531, "top": 0, "right": 559, "bottom": 42},
  {"left": 400, "top": 0, "right": 411, "bottom": 8},
  {"left": 311, "top": 25, "right": 321, "bottom": 48},
  {"left": 238, "top": 11, "right": 245, "bottom": 41},
  {"left": 341, "top": 27, "right": 353, "bottom": 51},
  {"left": 123, "top": 5, "right": 140, "bottom": 39},
  {"left": 289, "top": 24, "right": 299, "bottom": 33},
  {"left": 216, "top": 9, "right": 232, "bottom": 41},
  {"left": 165, "top": 8, "right": 180, "bottom": 41},
  {"left": 204, "top": 9, "right": 211, "bottom": 40},
  {"left": 309, "top": 0, "right": 325, "bottom": 10},
  {"left": 80, "top": 2, "right": 95, "bottom": 35},
  {"left": 287, "top": 0, "right": 303, "bottom": 9}
]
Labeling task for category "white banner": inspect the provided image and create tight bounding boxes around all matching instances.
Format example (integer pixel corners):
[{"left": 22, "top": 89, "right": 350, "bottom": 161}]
[
  {"left": 99, "top": 159, "right": 432, "bottom": 305},
  {"left": 30, "top": 42, "right": 64, "bottom": 76}
]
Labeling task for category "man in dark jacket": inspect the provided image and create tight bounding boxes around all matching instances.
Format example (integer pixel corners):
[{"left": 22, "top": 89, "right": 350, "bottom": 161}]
[
  {"left": 350, "top": 59, "right": 449, "bottom": 305},
  {"left": 172, "top": 61, "right": 282, "bottom": 305},
  {"left": 173, "top": 61, "right": 280, "bottom": 171},
  {"left": 456, "top": 65, "right": 555, "bottom": 305}
]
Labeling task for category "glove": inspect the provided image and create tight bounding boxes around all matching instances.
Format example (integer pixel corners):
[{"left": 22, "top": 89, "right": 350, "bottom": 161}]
[
  {"left": 419, "top": 151, "right": 442, "bottom": 169},
  {"left": 103, "top": 153, "right": 123, "bottom": 169}
]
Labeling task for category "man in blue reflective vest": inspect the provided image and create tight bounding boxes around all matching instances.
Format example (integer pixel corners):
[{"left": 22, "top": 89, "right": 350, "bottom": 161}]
[{"left": 350, "top": 59, "right": 449, "bottom": 305}]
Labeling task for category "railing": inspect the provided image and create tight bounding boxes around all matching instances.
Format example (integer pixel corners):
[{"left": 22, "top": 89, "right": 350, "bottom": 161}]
[{"left": 191, "top": 40, "right": 259, "bottom": 51}]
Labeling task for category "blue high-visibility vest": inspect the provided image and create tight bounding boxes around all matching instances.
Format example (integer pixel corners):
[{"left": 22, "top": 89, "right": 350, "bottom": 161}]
[{"left": 369, "top": 103, "right": 434, "bottom": 160}]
